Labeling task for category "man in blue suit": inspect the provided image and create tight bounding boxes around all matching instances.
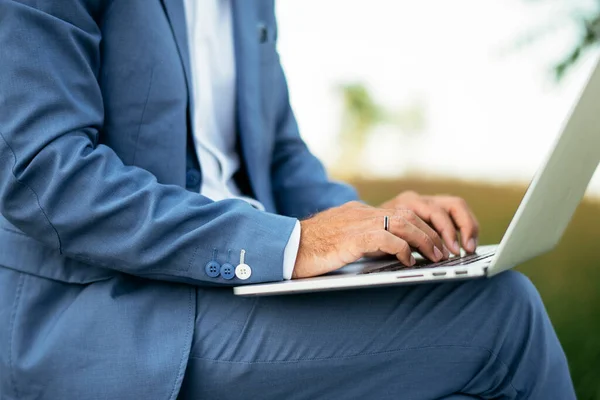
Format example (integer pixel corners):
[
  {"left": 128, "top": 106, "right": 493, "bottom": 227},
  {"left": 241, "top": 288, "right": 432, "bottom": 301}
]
[{"left": 0, "top": 0, "right": 575, "bottom": 399}]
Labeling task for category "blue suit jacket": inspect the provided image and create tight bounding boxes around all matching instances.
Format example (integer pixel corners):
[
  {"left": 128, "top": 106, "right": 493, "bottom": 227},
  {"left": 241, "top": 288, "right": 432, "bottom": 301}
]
[{"left": 0, "top": 0, "right": 358, "bottom": 398}]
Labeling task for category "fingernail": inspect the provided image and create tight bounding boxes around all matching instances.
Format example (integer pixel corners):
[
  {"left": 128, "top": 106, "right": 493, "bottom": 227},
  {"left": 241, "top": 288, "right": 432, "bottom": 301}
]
[
  {"left": 433, "top": 247, "right": 443, "bottom": 261},
  {"left": 452, "top": 241, "right": 460, "bottom": 254},
  {"left": 409, "top": 255, "right": 416, "bottom": 266},
  {"left": 467, "top": 238, "right": 476, "bottom": 252},
  {"left": 442, "top": 245, "right": 450, "bottom": 259}
]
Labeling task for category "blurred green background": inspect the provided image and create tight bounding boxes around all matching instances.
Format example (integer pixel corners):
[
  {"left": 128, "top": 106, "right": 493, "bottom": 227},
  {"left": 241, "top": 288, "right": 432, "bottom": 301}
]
[{"left": 354, "top": 177, "right": 600, "bottom": 400}]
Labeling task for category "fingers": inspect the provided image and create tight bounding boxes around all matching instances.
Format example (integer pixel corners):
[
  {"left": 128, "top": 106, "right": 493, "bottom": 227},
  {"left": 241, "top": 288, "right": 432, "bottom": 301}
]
[
  {"left": 428, "top": 206, "right": 460, "bottom": 255},
  {"left": 341, "top": 204, "right": 447, "bottom": 262},
  {"left": 358, "top": 230, "right": 415, "bottom": 266},
  {"left": 406, "top": 201, "right": 458, "bottom": 255},
  {"left": 386, "top": 212, "right": 445, "bottom": 262},
  {"left": 393, "top": 210, "right": 445, "bottom": 255},
  {"left": 342, "top": 196, "right": 479, "bottom": 258},
  {"left": 437, "top": 197, "right": 480, "bottom": 253},
  {"left": 293, "top": 200, "right": 459, "bottom": 280}
]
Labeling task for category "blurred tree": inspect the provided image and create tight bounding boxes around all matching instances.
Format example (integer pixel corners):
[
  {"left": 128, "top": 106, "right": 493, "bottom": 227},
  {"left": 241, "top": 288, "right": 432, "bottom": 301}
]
[
  {"left": 334, "top": 83, "right": 384, "bottom": 177},
  {"left": 555, "top": 12, "right": 600, "bottom": 79},
  {"left": 334, "top": 82, "right": 426, "bottom": 178},
  {"left": 522, "top": 0, "right": 600, "bottom": 79}
]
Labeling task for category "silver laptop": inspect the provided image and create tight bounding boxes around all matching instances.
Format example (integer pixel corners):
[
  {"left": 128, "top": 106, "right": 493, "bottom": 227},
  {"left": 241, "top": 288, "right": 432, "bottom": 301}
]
[{"left": 234, "top": 58, "right": 600, "bottom": 297}]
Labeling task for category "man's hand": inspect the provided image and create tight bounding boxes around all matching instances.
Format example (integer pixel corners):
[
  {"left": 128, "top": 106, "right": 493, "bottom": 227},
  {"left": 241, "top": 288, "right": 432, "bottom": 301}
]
[
  {"left": 380, "top": 191, "right": 479, "bottom": 256},
  {"left": 292, "top": 201, "right": 449, "bottom": 279}
]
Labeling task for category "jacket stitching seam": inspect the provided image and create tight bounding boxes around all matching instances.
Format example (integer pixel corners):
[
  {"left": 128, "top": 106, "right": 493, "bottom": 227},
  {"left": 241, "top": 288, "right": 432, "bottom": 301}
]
[
  {"left": 168, "top": 287, "right": 195, "bottom": 400},
  {"left": 131, "top": 67, "right": 154, "bottom": 165},
  {"left": 0, "top": 131, "right": 63, "bottom": 253},
  {"left": 8, "top": 272, "right": 25, "bottom": 399},
  {"left": 186, "top": 245, "right": 201, "bottom": 272}
]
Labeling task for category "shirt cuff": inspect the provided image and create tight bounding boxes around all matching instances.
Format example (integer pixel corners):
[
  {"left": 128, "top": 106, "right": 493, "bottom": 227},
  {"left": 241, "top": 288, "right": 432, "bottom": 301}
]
[{"left": 282, "top": 220, "right": 301, "bottom": 280}]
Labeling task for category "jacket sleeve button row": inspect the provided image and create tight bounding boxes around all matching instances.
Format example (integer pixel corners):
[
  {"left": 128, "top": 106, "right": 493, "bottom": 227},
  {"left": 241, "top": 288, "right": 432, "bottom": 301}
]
[{"left": 204, "top": 250, "right": 252, "bottom": 280}]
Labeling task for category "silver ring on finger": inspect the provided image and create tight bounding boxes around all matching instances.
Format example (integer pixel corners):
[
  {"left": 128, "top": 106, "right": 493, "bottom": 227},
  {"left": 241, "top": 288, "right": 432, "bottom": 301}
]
[{"left": 384, "top": 215, "right": 390, "bottom": 231}]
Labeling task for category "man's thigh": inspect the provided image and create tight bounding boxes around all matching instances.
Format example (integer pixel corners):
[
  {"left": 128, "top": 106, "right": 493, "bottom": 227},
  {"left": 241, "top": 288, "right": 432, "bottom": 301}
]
[{"left": 180, "top": 271, "right": 572, "bottom": 400}]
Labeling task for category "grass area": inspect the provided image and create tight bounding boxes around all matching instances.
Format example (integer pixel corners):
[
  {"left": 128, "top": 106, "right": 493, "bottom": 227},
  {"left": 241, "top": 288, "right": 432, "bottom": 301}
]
[{"left": 353, "top": 177, "right": 600, "bottom": 400}]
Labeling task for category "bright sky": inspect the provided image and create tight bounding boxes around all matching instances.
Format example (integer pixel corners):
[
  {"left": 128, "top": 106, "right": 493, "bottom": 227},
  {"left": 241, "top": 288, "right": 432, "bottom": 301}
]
[{"left": 276, "top": 0, "right": 600, "bottom": 195}]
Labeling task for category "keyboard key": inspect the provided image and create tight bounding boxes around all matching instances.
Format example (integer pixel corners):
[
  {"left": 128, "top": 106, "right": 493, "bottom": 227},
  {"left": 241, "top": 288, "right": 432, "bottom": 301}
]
[{"left": 360, "top": 251, "right": 495, "bottom": 275}]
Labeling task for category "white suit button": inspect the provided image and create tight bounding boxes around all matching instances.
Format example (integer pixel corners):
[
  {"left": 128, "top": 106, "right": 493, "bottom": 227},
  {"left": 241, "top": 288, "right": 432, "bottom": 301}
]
[{"left": 235, "top": 264, "right": 252, "bottom": 280}]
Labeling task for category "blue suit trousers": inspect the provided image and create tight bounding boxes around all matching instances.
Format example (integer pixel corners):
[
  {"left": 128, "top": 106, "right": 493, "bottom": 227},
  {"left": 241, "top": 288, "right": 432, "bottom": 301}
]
[{"left": 180, "top": 271, "right": 575, "bottom": 399}]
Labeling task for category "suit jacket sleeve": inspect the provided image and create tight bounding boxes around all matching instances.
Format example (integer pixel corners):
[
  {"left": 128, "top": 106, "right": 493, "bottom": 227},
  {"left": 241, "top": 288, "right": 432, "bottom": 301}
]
[
  {"left": 0, "top": 0, "right": 297, "bottom": 286},
  {"left": 269, "top": 47, "right": 360, "bottom": 219}
]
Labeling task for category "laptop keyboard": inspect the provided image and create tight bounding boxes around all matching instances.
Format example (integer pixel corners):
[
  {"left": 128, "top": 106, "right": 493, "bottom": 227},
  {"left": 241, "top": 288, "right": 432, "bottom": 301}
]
[{"left": 360, "top": 250, "right": 496, "bottom": 275}]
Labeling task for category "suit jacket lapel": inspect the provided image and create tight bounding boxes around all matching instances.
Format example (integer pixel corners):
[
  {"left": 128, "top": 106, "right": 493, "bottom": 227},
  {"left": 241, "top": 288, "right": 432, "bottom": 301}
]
[
  {"left": 160, "top": 0, "right": 201, "bottom": 174},
  {"left": 160, "top": 0, "right": 194, "bottom": 111},
  {"left": 231, "top": 0, "right": 267, "bottom": 201}
]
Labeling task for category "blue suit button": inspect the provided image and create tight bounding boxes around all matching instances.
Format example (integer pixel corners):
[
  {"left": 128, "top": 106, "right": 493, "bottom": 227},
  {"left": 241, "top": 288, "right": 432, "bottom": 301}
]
[
  {"left": 220, "top": 263, "right": 235, "bottom": 280},
  {"left": 205, "top": 261, "right": 221, "bottom": 278},
  {"left": 186, "top": 169, "right": 201, "bottom": 187}
]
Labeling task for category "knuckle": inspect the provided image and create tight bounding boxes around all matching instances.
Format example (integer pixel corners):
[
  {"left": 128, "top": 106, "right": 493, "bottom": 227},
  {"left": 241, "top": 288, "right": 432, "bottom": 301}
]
[
  {"left": 358, "top": 236, "right": 371, "bottom": 251},
  {"left": 357, "top": 232, "right": 369, "bottom": 247},
  {"left": 373, "top": 229, "right": 388, "bottom": 241},
  {"left": 398, "top": 240, "right": 411, "bottom": 254},
  {"left": 421, "top": 234, "right": 435, "bottom": 248},
  {"left": 432, "top": 206, "right": 448, "bottom": 217},
  {"left": 373, "top": 230, "right": 387, "bottom": 241},
  {"left": 406, "top": 210, "right": 418, "bottom": 221},
  {"left": 393, "top": 208, "right": 409, "bottom": 217},
  {"left": 401, "top": 209, "right": 417, "bottom": 221},
  {"left": 365, "top": 231, "right": 377, "bottom": 243},
  {"left": 454, "top": 197, "right": 468, "bottom": 207},
  {"left": 372, "top": 215, "right": 383, "bottom": 227},
  {"left": 354, "top": 208, "right": 370, "bottom": 220},
  {"left": 443, "top": 226, "right": 457, "bottom": 237},
  {"left": 439, "top": 217, "right": 455, "bottom": 230},
  {"left": 424, "top": 231, "right": 436, "bottom": 244},
  {"left": 393, "top": 216, "right": 407, "bottom": 229},
  {"left": 366, "top": 231, "right": 386, "bottom": 251}
]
